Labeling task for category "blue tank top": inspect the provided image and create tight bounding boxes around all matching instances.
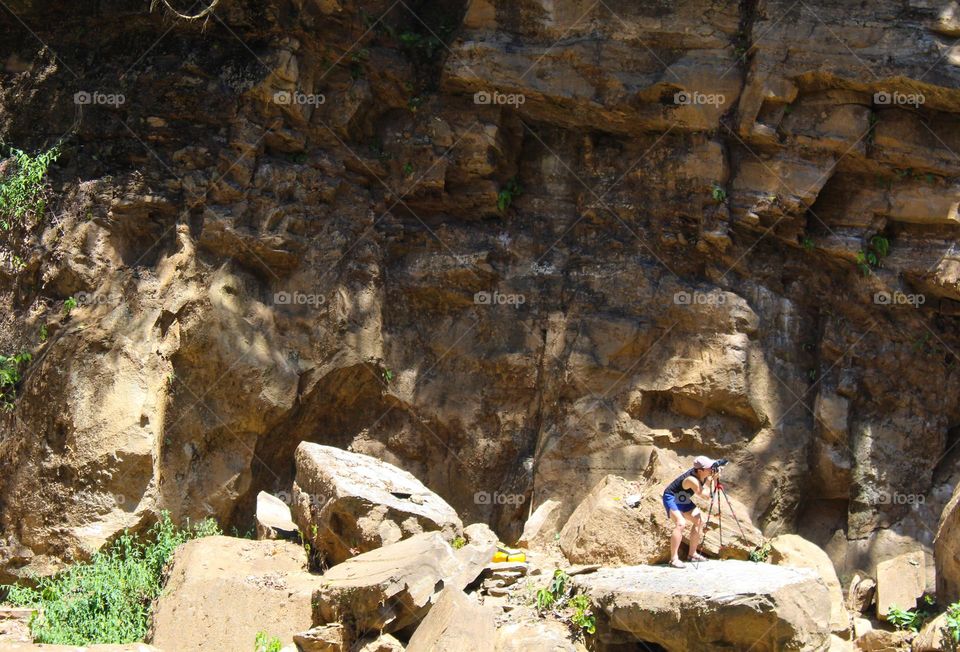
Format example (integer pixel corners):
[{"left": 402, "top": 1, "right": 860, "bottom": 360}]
[{"left": 664, "top": 469, "right": 697, "bottom": 505}]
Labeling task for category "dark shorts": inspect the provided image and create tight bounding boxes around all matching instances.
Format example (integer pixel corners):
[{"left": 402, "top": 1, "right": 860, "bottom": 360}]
[{"left": 663, "top": 493, "right": 695, "bottom": 517}]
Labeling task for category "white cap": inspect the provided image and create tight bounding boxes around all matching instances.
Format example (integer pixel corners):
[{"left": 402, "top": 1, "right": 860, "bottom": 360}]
[{"left": 693, "top": 455, "right": 717, "bottom": 469}]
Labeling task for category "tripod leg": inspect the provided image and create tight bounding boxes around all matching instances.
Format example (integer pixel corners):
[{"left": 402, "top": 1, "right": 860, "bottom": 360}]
[
  {"left": 701, "top": 490, "right": 717, "bottom": 556},
  {"left": 718, "top": 500, "right": 723, "bottom": 553},
  {"left": 720, "top": 486, "right": 748, "bottom": 541}
]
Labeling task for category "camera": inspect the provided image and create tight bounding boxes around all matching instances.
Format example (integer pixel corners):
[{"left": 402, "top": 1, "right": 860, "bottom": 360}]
[{"left": 711, "top": 458, "right": 729, "bottom": 471}]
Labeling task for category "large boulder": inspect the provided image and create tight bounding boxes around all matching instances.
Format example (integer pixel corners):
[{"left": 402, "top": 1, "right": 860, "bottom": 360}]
[
  {"left": 935, "top": 484, "right": 960, "bottom": 603},
  {"left": 292, "top": 443, "right": 462, "bottom": 565},
  {"left": 875, "top": 550, "right": 925, "bottom": 619},
  {"left": 769, "top": 534, "right": 851, "bottom": 637},
  {"left": 517, "top": 498, "right": 564, "bottom": 549},
  {"left": 572, "top": 561, "right": 831, "bottom": 651},
  {"left": 148, "top": 536, "right": 325, "bottom": 651},
  {"left": 406, "top": 586, "right": 496, "bottom": 652},
  {"left": 311, "top": 531, "right": 463, "bottom": 635},
  {"left": 558, "top": 474, "right": 761, "bottom": 565}
]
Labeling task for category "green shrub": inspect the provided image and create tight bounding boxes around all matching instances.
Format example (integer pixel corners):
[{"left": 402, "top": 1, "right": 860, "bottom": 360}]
[
  {"left": 3, "top": 511, "right": 219, "bottom": 645},
  {"left": 886, "top": 605, "right": 929, "bottom": 632},
  {"left": 0, "top": 144, "right": 60, "bottom": 230},
  {"left": 856, "top": 235, "right": 890, "bottom": 276},
  {"left": 945, "top": 602, "right": 960, "bottom": 643},
  {"left": 0, "top": 351, "right": 31, "bottom": 411},
  {"left": 497, "top": 177, "right": 522, "bottom": 212},
  {"left": 451, "top": 536, "right": 466, "bottom": 550},
  {"left": 749, "top": 540, "right": 771, "bottom": 562},
  {"left": 569, "top": 593, "right": 597, "bottom": 635},
  {"left": 254, "top": 630, "right": 283, "bottom": 652},
  {"left": 535, "top": 569, "right": 570, "bottom": 613},
  {"left": 711, "top": 183, "right": 727, "bottom": 203}
]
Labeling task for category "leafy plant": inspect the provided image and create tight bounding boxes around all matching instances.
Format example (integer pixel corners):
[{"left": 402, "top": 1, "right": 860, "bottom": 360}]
[
  {"left": 801, "top": 236, "right": 815, "bottom": 252},
  {"left": 856, "top": 235, "right": 890, "bottom": 276},
  {"left": 63, "top": 296, "right": 78, "bottom": 315},
  {"left": 946, "top": 601, "right": 960, "bottom": 644},
  {"left": 451, "top": 536, "right": 466, "bottom": 550},
  {"left": 711, "top": 183, "right": 727, "bottom": 203},
  {"left": 887, "top": 605, "right": 929, "bottom": 632},
  {"left": 382, "top": 368, "right": 395, "bottom": 383},
  {"left": 402, "top": 163, "right": 414, "bottom": 178},
  {"left": 38, "top": 324, "right": 48, "bottom": 342},
  {"left": 0, "top": 351, "right": 31, "bottom": 411},
  {"left": 535, "top": 585, "right": 556, "bottom": 611},
  {"left": 254, "top": 631, "right": 283, "bottom": 652},
  {"left": 497, "top": 177, "right": 522, "bottom": 212},
  {"left": 535, "top": 569, "right": 571, "bottom": 613},
  {"left": 3, "top": 512, "right": 219, "bottom": 644},
  {"left": 749, "top": 540, "right": 771, "bottom": 562},
  {"left": 0, "top": 144, "right": 60, "bottom": 230},
  {"left": 569, "top": 593, "right": 597, "bottom": 635}
]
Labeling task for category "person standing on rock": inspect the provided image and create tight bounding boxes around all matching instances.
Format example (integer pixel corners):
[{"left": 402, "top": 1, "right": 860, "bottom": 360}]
[{"left": 662, "top": 456, "right": 718, "bottom": 568}]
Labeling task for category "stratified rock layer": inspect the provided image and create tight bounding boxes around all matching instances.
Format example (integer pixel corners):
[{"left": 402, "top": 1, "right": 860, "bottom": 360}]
[{"left": 0, "top": 0, "right": 958, "bottom": 588}]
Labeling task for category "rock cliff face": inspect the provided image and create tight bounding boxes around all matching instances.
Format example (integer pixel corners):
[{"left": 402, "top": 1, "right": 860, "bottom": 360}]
[{"left": 1, "top": 0, "right": 959, "bottom": 583}]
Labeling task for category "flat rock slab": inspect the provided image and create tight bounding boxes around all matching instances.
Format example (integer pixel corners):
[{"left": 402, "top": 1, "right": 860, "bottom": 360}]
[
  {"left": 876, "top": 549, "right": 924, "bottom": 618},
  {"left": 293, "top": 443, "right": 462, "bottom": 565},
  {"left": 572, "top": 561, "right": 831, "bottom": 652},
  {"left": 148, "top": 536, "right": 325, "bottom": 651},
  {"left": 312, "top": 531, "right": 461, "bottom": 635}
]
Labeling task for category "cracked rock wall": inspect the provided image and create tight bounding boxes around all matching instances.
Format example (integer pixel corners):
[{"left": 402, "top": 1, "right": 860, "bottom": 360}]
[{"left": 1, "top": 0, "right": 959, "bottom": 584}]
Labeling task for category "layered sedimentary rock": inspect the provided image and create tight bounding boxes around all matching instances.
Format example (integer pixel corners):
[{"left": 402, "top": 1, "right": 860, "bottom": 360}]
[{"left": 0, "top": 0, "right": 958, "bottom": 585}]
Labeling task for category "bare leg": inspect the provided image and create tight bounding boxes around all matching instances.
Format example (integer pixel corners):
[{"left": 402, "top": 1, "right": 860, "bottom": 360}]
[
  {"left": 685, "top": 510, "right": 704, "bottom": 558},
  {"left": 669, "top": 510, "right": 686, "bottom": 562}
]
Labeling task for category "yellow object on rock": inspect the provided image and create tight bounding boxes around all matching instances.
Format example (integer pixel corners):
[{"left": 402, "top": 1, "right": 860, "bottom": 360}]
[{"left": 492, "top": 546, "right": 526, "bottom": 563}]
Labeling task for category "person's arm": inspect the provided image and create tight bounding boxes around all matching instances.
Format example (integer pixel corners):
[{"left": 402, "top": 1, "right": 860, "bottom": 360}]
[
  {"left": 703, "top": 473, "right": 717, "bottom": 497},
  {"left": 682, "top": 476, "right": 711, "bottom": 499}
]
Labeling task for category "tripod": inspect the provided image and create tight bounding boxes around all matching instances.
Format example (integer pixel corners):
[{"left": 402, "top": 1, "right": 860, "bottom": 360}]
[{"left": 700, "top": 468, "right": 747, "bottom": 556}]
